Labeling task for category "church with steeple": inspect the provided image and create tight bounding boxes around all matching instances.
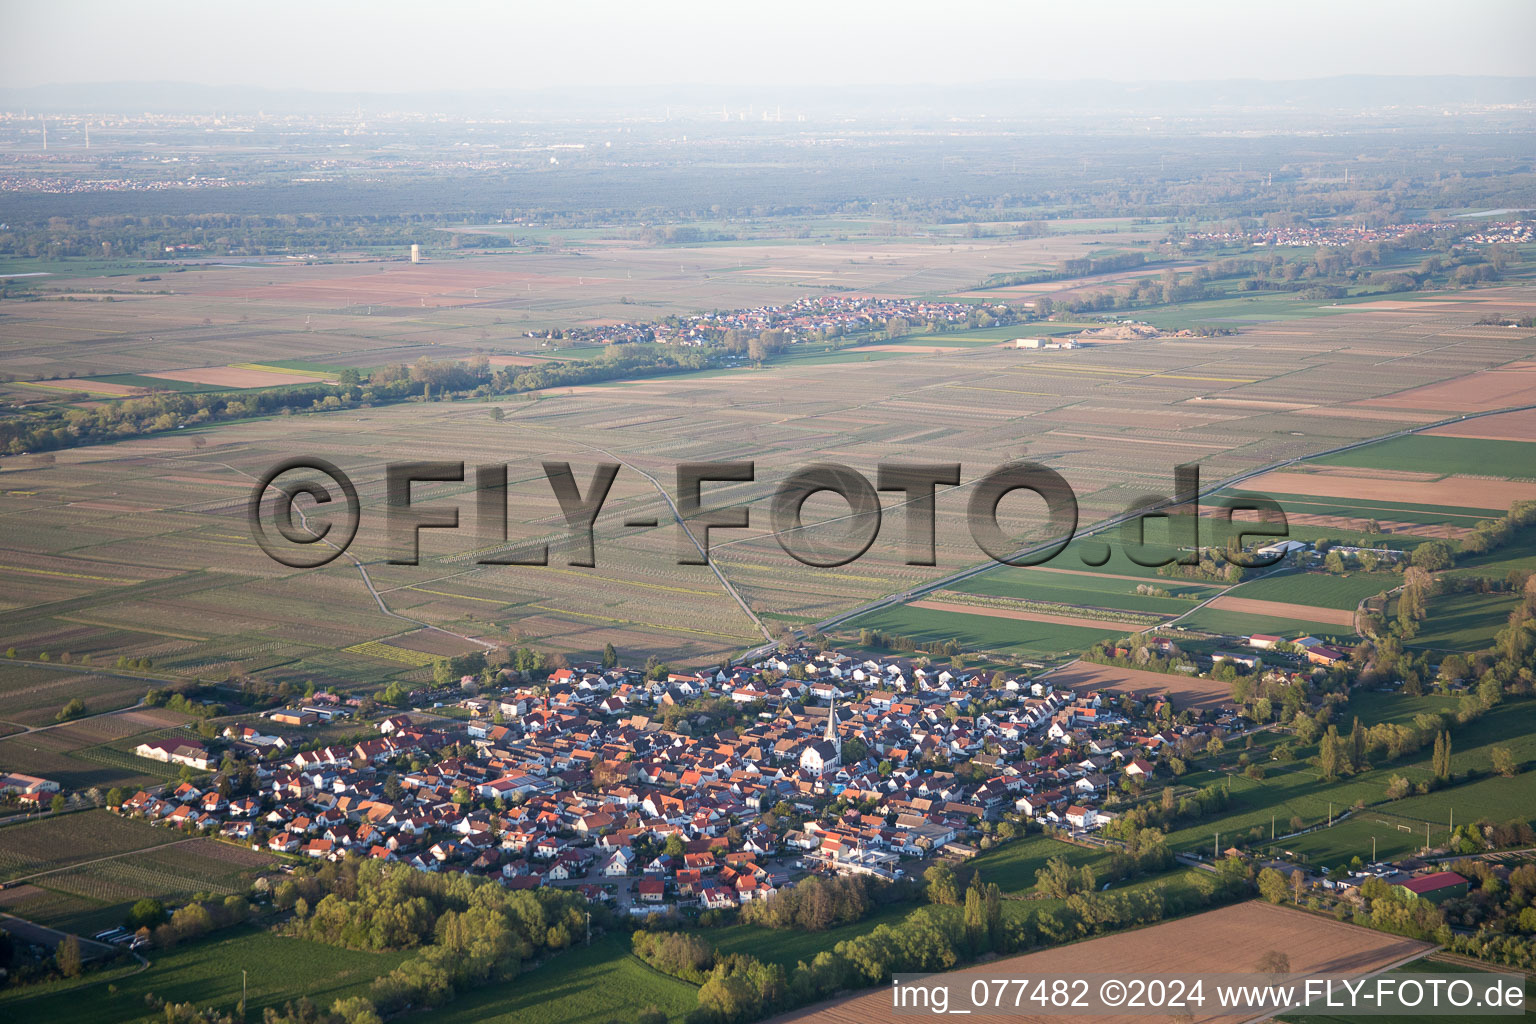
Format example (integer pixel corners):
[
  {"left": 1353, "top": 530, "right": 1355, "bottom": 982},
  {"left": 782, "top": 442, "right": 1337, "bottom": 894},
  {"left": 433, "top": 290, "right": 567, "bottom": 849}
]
[{"left": 799, "top": 694, "right": 842, "bottom": 776}]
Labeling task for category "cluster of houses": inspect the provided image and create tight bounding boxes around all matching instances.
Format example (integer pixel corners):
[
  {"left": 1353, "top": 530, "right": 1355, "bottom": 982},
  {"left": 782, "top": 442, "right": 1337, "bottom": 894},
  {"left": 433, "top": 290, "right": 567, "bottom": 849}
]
[
  {"left": 1246, "top": 632, "right": 1351, "bottom": 669},
  {"left": 1461, "top": 220, "right": 1532, "bottom": 246},
  {"left": 0, "top": 772, "right": 61, "bottom": 807},
  {"left": 1182, "top": 221, "right": 1457, "bottom": 248},
  {"left": 532, "top": 295, "right": 996, "bottom": 349},
  {"left": 112, "top": 646, "right": 1255, "bottom": 914}
]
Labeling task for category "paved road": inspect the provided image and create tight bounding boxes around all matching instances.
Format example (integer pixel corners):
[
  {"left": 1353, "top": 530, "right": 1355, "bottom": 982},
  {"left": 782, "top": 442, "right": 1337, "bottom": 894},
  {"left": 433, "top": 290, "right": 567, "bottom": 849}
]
[{"left": 0, "top": 911, "right": 135, "bottom": 961}]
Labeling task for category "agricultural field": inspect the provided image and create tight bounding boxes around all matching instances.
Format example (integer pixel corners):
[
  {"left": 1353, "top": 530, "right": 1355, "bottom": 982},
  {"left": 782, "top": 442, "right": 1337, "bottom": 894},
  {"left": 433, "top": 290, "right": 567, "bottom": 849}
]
[
  {"left": 1042, "top": 661, "right": 1238, "bottom": 711},
  {"left": 0, "top": 663, "right": 148, "bottom": 729},
  {"left": 1171, "top": 605, "right": 1358, "bottom": 642},
  {"left": 421, "top": 932, "right": 699, "bottom": 1024},
  {"left": 0, "top": 926, "right": 410, "bottom": 1024},
  {"left": 1219, "top": 571, "right": 1399, "bottom": 612},
  {"left": 0, "top": 839, "right": 280, "bottom": 936},
  {"left": 1167, "top": 694, "right": 1536, "bottom": 862},
  {"left": 0, "top": 705, "right": 190, "bottom": 792},
  {"left": 5, "top": 285, "right": 1536, "bottom": 679},
  {"left": 843, "top": 603, "right": 1123, "bottom": 663},
  {"left": 781, "top": 901, "right": 1433, "bottom": 1024},
  {"left": 0, "top": 809, "right": 181, "bottom": 882},
  {"left": 1310, "top": 435, "right": 1536, "bottom": 479},
  {"left": 1410, "top": 591, "right": 1523, "bottom": 652}
]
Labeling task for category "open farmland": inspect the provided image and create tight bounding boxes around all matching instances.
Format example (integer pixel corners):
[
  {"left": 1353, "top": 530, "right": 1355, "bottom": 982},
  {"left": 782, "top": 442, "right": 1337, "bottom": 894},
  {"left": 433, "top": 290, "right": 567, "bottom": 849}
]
[
  {"left": 418, "top": 932, "right": 700, "bottom": 1024},
  {"left": 0, "top": 927, "right": 412, "bottom": 1024},
  {"left": 0, "top": 809, "right": 182, "bottom": 882},
  {"left": 0, "top": 704, "right": 190, "bottom": 791},
  {"left": 1408, "top": 591, "right": 1524, "bottom": 652},
  {"left": 1042, "top": 660, "right": 1238, "bottom": 711},
  {"left": 1218, "top": 571, "right": 1400, "bottom": 611},
  {"left": 1167, "top": 694, "right": 1536, "bottom": 861},
  {"left": 776, "top": 902, "right": 1432, "bottom": 1024},
  {"left": 3, "top": 256, "right": 1536, "bottom": 684},
  {"left": 0, "top": 663, "right": 148, "bottom": 728},
  {"left": 2, "top": 839, "right": 279, "bottom": 935},
  {"left": 1310, "top": 434, "right": 1536, "bottom": 479}
]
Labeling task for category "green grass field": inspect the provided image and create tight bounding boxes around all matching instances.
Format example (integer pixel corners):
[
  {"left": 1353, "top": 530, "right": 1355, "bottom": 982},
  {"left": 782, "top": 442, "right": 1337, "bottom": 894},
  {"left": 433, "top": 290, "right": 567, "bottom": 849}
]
[
  {"left": 1173, "top": 606, "right": 1356, "bottom": 641},
  {"left": 1311, "top": 435, "right": 1536, "bottom": 480},
  {"left": 845, "top": 604, "right": 1122, "bottom": 661},
  {"left": 952, "top": 567, "right": 1215, "bottom": 615},
  {"left": 1224, "top": 572, "right": 1397, "bottom": 611},
  {"left": 0, "top": 927, "right": 409, "bottom": 1024},
  {"left": 1169, "top": 696, "right": 1536, "bottom": 863},
  {"left": 710, "top": 901, "right": 919, "bottom": 969},
  {"left": 1411, "top": 592, "right": 1522, "bottom": 653},
  {"left": 422, "top": 932, "right": 699, "bottom": 1024}
]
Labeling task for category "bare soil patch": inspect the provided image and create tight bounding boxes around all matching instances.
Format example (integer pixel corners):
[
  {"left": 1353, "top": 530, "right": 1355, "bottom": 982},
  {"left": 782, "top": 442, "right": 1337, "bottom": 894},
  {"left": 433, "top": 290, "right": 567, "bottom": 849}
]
[
  {"left": 1243, "top": 469, "right": 1536, "bottom": 508},
  {"left": 1204, "top": 595, "right": 1356, "bottom": 627},
  {"left": 1042, "top": 660, "right": 1235, "bottom": 710},
  {"left": 1353, "top": 366, "right": 1536, "bottom": 413},
  {"left": 1284, "top": 512, "right": 1472, "bottom": 540},
  {"left": 1426, "top": 407, "right": 1536, "bottom": 443},
  {"left": 775, "top": 902, "right": 1431, "bottom": 1024},
  {"left": 143, "top": 366, "right": 329, "bottom": 389},
  {"left": 908, "top": 600, "right": 1150, "bottom": 632}
]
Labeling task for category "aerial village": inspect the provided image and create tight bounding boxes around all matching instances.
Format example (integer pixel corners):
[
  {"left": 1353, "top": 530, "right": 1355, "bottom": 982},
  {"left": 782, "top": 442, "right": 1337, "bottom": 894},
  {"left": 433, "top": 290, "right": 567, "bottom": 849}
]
[{"left": 98, "top": 615, "right": 1431, "bottom": 921}]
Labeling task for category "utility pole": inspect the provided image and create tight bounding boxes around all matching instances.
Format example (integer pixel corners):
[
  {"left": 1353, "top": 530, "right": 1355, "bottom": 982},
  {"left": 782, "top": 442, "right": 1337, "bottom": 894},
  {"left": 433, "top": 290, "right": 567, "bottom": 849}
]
[
  {"left": 1214, "top": 832, "right": 1219, "bottom": 861},
  {"left": 1328, "top": 802, "right": 1333, "bottom": 827},
  {"left": 1372, "top": 835, "right": 1377, "bottom": 862},
  {"left": 241, "top": 969, "right": 247, "bottom": 1021}
]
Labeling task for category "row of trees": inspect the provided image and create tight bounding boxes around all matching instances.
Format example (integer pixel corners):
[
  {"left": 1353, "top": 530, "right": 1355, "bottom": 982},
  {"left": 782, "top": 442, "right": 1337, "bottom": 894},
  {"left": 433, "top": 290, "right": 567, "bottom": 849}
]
[
  {"left": 737, "top": 874, "right": 896, "bottom": 932},
  {"left": 1, "top": 344, "right": 714, "bottom": 456}
]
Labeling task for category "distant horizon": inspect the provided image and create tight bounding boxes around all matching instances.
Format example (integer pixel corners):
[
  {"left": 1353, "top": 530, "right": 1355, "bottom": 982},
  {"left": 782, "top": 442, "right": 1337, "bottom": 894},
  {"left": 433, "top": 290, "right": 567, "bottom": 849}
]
[
  {"left": 4, "top": 73, "right": 1533, "bottom": 119},
  {"left": 4, "top": 0, "right": 1534, "bottom": 93},
  {"left": 12, "top": 71, "right": 1536, "bottom": 94}
]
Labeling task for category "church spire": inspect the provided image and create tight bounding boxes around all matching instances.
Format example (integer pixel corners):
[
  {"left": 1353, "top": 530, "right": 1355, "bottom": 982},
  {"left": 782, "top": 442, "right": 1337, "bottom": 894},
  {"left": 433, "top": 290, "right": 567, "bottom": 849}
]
[{"left": 824, "top": 693, "right": 840, "bottom": 754}]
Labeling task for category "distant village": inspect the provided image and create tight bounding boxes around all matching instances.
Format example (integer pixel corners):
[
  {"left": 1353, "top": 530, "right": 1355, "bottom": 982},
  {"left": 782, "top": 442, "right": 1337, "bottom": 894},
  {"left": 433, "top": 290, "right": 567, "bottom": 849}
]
[
  {"left": 1183, "top": 220, "right": 1471, "bottom": 248},
  {"left": 530, "top": 295, "right": 1008, "bottom": 349}
]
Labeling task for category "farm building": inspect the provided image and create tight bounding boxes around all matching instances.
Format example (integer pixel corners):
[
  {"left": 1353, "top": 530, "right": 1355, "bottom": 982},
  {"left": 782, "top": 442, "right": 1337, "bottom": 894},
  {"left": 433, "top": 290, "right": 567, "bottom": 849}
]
[
  {"left": 134, "top": 738, "right": 214, "bottom": 770},
  {"left": 1396, "top": 871, "right": 1469, "bottom": 904},
  {"left": 0, "top": 772, "right": 60, "bottom": 796}
]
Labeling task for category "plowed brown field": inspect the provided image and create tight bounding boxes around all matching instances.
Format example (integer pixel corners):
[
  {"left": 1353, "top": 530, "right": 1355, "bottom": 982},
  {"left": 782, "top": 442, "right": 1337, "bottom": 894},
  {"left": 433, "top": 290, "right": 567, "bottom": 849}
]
[{"left": 773, "top": 902, "right": 1432, "bottom": 1024}]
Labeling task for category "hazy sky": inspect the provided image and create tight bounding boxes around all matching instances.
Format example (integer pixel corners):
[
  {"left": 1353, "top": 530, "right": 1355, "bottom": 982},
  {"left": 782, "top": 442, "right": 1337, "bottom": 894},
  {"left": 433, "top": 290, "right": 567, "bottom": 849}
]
[{"left": 3, "top": 0, "right": 1533, "bottom": 91}]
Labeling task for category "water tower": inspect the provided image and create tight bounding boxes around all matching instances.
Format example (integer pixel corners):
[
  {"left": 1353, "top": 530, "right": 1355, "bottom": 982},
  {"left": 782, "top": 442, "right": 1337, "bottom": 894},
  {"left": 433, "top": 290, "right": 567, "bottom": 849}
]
[{"left": 410, "top": 244, "right": 421, "bottom": 264}]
